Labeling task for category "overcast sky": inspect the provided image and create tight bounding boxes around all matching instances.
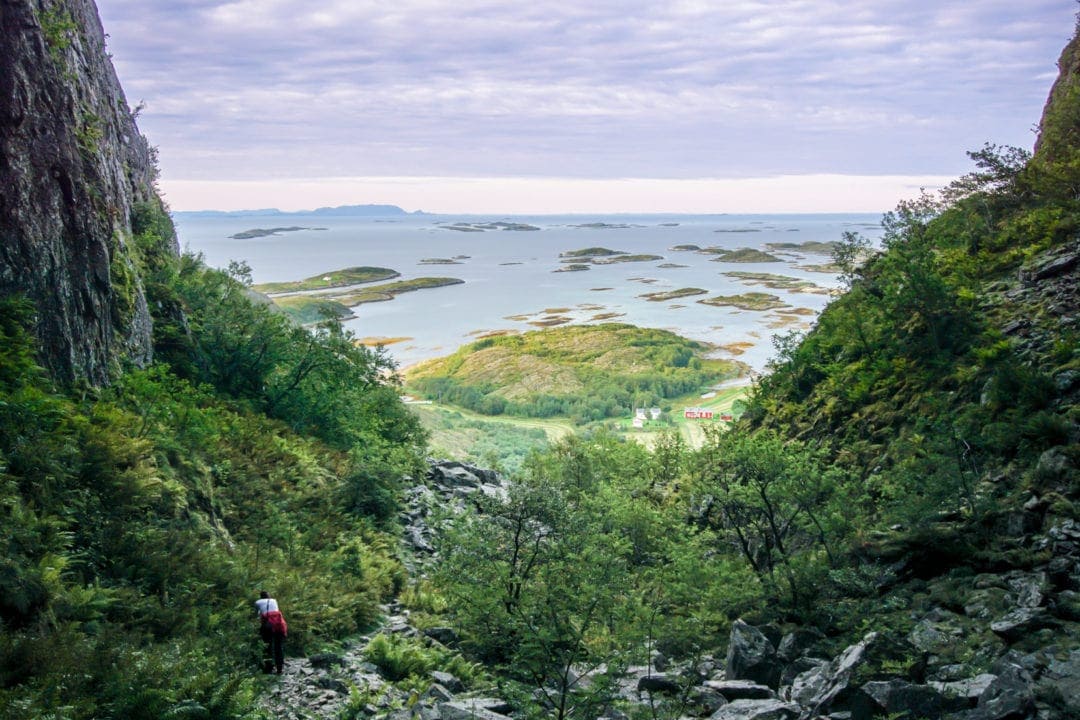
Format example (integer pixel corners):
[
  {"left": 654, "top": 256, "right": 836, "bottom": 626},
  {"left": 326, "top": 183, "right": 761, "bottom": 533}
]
[{"left": 96, "top": 0, "right": 1076, "bottom": 213}]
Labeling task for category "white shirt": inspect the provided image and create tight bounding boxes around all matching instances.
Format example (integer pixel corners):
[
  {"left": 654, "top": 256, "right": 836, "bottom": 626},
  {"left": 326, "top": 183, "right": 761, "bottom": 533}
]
[{"left": 255, "top": 597, "right": 279, "bottom": 615}]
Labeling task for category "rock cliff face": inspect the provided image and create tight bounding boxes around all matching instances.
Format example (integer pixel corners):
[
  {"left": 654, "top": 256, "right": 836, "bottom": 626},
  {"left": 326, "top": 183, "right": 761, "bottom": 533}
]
[{"left": 0, "top": 0, "right": 176, "bottom": 384}]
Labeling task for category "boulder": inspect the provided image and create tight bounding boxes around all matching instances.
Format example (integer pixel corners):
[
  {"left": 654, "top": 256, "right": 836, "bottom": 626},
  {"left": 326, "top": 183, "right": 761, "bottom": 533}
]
[
  {"left": 687, "top": 686, "right": 729, "bottom": 716},
  {"left": 1006, "top": 572, "right": 1048, "bottom": 609},
  {"left": 424, "top": 683, "right": 455, "bottom": 703},
  {"left": 776, "top": 628, "right": 825, "bottom": 662},
  {"left": 424, "top": 626, "right": 460, "bottom": 646},
  {"left": 307, "top": 652, "right": 345, "bottom": 669},
  {"left": 792, "top": 632, "right": 922, "bottom": 718},
  {"left": 315, "top": 676, "right": 349, "bottom": 694},
  {"left": 929, "top": 674, "right": 997, "bottom": 711},
  {"left": 707, "top": 698, "right": 800, "bottom": 720},
  {"left": 703, "top": 680, "right": 776, "bottom": 701},
  {"left": 989, "top": 607, "right": 1055, "bottom": 642},
  {"left": 969, "top": 664, "right": 1034, "bottom": 720},
  {"left": 638, "top": 674, "right": 682, "bottom": 695},
  {"left": 725, "top": 620, "right": 782, "bottom": 688},
  {"left": 849, "top": 680, "right": 944, "bottom": 720},
  {"left": 780, "top": 656, "right": 826, "bottom": 687},
  {"left": 431, "top": 670, "right": 465, "bottom": 693},
  {"left": 439, "top": 698, "right": 513, "bottom": 720},
  {"left": 1038, "top": 649, "right": 1080, "bottom": 718}
]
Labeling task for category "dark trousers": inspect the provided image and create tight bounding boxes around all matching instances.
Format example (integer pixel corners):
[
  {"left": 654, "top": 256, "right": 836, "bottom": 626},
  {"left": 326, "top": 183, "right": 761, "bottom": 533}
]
[
  {"left": 261, "top": 625, "right": 285, "bottom": 673},
  {"left": 269, "top": 632, "right": 284, "bottom": 673}
]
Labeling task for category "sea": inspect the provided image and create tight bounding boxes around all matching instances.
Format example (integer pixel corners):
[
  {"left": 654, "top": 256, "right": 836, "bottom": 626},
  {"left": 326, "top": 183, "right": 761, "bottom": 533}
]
[{"left": 172, "top": 212, "right": 884, "bottom": 374}]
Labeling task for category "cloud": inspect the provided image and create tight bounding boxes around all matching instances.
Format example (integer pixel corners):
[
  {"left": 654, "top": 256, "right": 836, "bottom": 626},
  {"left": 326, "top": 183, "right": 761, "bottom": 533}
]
[{"left": 96, "top": 0, "right": 1075, "bottom": 207}]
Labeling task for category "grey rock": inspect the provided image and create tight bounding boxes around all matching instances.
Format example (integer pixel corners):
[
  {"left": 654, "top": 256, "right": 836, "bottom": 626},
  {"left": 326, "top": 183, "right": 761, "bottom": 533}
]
[
  {"left": 315, "top": 677, "right": 349, "bottom": 694},
  {"left": 707, "top": 698, "right": 800, "bottom": 720},
  {"left": 789, "top": 661, "right": 831, "bottom": 707},
  {"left": 776, "top": 628, "right": 825, "bottom": 662},
  {"left": 1038, "top": 649, "right": 1080, "bottom": 718},
  {"left": 929, "top": 674, "right": 997, "bottom": 710},
  {"left": 703, "top": 680, "right": 776, "bottom": 700},
  {"left": 780, "top": 656, "right": 826, "bottom": 687},
  {"left": 638, "top": 674, "right": 682, "bottom": 695},
  {"left": 908, "top": 616, "right": 961, "bottom": 654},
  {"left": 438, "top": 701, "right": 512, "bottom": 720},
  {"left": 0, "top": 0, "right": 176, "bottom": 385},
  {"left": 726, "top": 620, "right": 782, "bottom": 688},
  {"left": 424, "top": 627, "right": 460, "bottom": 646},
  {"left": 424, "top": 682, "right": 456, "bottom": 703},
  {"left": 431, "top": 670, "right": 465, "bottom": 693},
  {"left": 849, "top": 680, "right": 943, "bottom": 720},
  {"left": 307, "top": 652, "right": 345, "bottom": 669},
  {"left": 970, "top": 664, "right": 1034, "bottom": 720},
  {"left": 1007, "top": 573, "right": 1048, "bottom": 609},
  {"left": 687, "top": 686, "right": 729, "bottom": 716},
  {"left": 989, "top": 607, "right": 1055, "bottom": 642}
]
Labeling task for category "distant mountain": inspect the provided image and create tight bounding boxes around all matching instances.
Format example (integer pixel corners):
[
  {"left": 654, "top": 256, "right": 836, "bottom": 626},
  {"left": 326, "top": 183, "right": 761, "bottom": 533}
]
[{"left": 174, "top": 204, "right": 425, "bottom": 218}]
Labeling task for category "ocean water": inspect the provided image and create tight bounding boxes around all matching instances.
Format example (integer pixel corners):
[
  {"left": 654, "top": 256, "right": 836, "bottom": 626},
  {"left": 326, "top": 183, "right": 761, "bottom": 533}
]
[{"left": 172, "top": 212, "right": 883, "bottom": 372}]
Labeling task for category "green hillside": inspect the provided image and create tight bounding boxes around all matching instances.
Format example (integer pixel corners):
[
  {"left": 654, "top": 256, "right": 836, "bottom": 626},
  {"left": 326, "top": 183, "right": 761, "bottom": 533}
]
[{"left": 405, "top": 323, "right": 746, "bottom": 422}]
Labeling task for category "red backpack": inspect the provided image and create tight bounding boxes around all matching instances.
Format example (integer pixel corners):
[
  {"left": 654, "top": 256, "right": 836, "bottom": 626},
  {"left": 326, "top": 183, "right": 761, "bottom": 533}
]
[{"left": 262, "top": 609, "right": 288, "bottom": 637}]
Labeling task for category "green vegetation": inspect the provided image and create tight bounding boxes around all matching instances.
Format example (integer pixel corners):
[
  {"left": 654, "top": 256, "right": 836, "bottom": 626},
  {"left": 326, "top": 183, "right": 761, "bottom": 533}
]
[
  {"left": 639, "top": 287, "right": 707, "bottom": 302},
  {"left": 698, "top": 291, "right": 789, "bottom": 310},
  {"left": 418, "top": 39, "right": 1080, "bottom": 718},
  {"left": 0, "top": 200, "right": 426, "bottom": 718},
  {"left": 272, "top": 295, "right": 354, "bottom": 324},
  {"left": 406, "top": 324, "right": 745, "bottom": 423},
  {"left": 253, "top": 266, "right": 399, "bottom": 294},
  {"left": 37, "top": 6, "right": 78, "bottom": 63},
  {"left": 409, "top": 403, "right": 572, "bottom": 472}
]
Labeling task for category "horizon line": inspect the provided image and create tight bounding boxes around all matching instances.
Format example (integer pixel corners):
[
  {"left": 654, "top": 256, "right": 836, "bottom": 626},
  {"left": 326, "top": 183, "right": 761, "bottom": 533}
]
[{"left": 159, "top": 172, "right": 958, "bottom": 215}]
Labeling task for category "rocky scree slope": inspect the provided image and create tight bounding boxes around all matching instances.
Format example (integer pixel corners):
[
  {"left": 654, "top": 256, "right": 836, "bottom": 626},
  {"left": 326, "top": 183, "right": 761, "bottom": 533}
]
[{"left": 0, "top": 0, "right": 177, "bottom": 384}]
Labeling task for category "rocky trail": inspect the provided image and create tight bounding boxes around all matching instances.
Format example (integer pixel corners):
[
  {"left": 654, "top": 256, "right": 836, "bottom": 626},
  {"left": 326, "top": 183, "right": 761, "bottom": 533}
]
[{"left": 260, "top": 461, "right": 1080, "bottom": 720}]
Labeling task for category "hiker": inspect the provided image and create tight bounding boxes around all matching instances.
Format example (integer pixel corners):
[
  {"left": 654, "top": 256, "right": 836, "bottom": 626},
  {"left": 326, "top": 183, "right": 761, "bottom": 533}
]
[{"left": 255, "top": 590, "right": 287, "bottom": 674}]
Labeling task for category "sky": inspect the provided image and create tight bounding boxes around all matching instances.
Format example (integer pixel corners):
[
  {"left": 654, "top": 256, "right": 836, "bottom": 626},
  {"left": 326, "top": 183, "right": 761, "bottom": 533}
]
[{"left": 95, "top": 0, "right": 1077, "bottom": 214}]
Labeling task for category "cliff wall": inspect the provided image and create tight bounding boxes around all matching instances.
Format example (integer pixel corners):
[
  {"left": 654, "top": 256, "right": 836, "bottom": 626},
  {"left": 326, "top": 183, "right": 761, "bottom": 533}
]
[{"left": 0, "top": 0, "right": 176, "bottom": 384}]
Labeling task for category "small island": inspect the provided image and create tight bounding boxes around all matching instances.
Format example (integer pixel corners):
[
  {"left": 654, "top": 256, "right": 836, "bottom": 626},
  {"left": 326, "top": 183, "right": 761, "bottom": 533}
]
[
  {"left": 700, "top": 247, "right": 783, "bottom": 263},
  {"left": 669, "top": 244, "right": 701, "bottom": 251},
  {"left": 229, "top": 226, "right": 326, "bottom": 239},
  {"left": 639, "top": 288, "right": 708, "bottom": 302},
  {"left": 334, "top": 277, "right": 466, "bottom": 305},
  {"left": 698, "top": 292, "right": 790, "bottom": 311},
  {"left": 560, "top": 247, "right": 628, "bottom": 258},
  {"left": 722, "top": 271, "right": 828, "bottom": 293},
  {"left": 443, "top": 221, "right": 541, "bottom": 232},
  {"left": 593, "top": 254, "right": 664, "bottom": 264},
  {"left": 253, "top": 266, "right": 400, "bottom": 294},
  {"left": 554, "top": 264, "right": 591, "bottom": 272},
  {"left": 419, "top": 258, "right": 463, "bottom": 265},
  {"left": 766, "top": 240, "right": 841, "bottom": 255}
]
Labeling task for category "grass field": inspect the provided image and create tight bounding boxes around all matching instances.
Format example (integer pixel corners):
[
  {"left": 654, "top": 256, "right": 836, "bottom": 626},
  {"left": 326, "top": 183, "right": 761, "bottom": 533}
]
[{"left": 407, "top": 381, "right": 751, "bottom": 470}]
